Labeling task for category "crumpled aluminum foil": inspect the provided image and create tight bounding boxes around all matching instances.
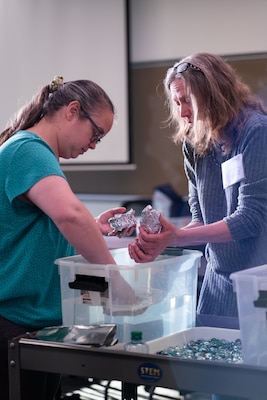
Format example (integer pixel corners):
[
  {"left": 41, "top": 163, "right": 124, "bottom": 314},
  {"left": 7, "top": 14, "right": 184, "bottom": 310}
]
[
  {"left": 108, "top": 208, "right": 137, "bottom": 231},
  {"left": 140, "top": 205, "right": 162, "bottom": 233}
]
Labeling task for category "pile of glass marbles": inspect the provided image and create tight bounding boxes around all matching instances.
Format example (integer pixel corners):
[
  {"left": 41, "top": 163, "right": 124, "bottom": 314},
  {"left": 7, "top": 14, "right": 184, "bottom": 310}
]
[{"left": 157, "top": 337, "right": 243, "bottom": 363}]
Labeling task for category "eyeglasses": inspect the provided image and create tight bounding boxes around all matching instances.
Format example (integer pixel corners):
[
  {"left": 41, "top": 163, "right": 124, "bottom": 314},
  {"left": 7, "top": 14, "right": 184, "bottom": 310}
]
[
  {"left": 174, "top": 62, "right": 203, "bottom": 74},
  {"left": 83, "top": 111, "right": 104, "bottom": 145}
]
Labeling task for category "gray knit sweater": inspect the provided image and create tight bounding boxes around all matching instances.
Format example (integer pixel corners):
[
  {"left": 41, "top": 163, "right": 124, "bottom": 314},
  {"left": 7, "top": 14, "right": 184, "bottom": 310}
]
[{"left": 184, "top": 109, "right": 267, "bottom": 317}]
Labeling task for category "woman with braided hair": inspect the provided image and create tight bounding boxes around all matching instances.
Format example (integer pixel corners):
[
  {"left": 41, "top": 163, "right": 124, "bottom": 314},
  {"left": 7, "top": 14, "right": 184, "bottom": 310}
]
[{"left": 0, "top": 76, "right": 134, "bottom": 399}]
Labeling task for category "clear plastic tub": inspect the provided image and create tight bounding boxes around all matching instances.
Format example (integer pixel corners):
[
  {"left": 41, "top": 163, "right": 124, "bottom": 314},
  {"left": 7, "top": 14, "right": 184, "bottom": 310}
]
[
  {"left": 55, "top": 248, "right": 202, "bottom": 343},
  {"left": 231, "top": 264, "right": 267, "bottom": 366}
]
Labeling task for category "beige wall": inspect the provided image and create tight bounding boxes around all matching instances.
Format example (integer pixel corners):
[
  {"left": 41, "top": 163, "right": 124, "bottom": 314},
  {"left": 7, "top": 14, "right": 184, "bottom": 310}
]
[
  {"left": 66, "top": 0, "right": 267, "bottom": 200},
  {"left": 129, "top": 0, "right": 267, "bottom": 63}
]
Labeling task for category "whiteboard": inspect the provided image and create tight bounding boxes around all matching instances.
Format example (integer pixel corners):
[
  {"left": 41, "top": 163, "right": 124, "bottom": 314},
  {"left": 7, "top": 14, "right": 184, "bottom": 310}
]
[{"left": 0, "top": 0, "right": 130, "bottom": 166}]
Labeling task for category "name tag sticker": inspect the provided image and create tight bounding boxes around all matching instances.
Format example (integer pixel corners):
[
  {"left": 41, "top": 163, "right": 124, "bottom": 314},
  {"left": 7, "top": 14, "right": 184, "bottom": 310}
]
[{"left": 221, "top": 154, "right": 245, "bottom": 189}]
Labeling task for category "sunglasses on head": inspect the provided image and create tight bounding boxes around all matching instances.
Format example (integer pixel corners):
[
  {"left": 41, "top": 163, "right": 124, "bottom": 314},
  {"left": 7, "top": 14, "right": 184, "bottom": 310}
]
[{"left": 173, "top": 62, "right": 203, "bottom": 74}]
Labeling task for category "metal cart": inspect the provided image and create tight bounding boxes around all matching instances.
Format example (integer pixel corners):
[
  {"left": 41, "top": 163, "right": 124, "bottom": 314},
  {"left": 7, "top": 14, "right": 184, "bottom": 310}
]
[{"left": 8, "top": 335, "right": 267, "bottom": 400}]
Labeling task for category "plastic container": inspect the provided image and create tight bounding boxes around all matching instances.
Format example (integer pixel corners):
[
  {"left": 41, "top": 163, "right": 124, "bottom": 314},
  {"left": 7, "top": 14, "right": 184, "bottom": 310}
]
[
  {"left": 230, "top": 264, "right": 267, "bottom": 366},
  {"left": 55, "top": 248, "right": 202, "bottom": 343},
  {"left": 124, "top": 330, "right": 149, "bottom": 353},
  {"left": 147, "top": 326, "right": 241, "bottom": 355}
]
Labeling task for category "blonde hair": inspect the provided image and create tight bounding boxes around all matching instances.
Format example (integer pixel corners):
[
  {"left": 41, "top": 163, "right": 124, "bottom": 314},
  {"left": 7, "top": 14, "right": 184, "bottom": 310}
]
[{"left": 164, "top": 52, "right": 266, "bottom": 155}]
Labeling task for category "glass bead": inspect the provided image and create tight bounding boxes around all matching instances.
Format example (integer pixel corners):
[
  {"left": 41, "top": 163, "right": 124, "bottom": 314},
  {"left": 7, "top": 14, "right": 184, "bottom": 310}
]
[{"left": 157, "top": 338, "right": 243, "bottom": 364}]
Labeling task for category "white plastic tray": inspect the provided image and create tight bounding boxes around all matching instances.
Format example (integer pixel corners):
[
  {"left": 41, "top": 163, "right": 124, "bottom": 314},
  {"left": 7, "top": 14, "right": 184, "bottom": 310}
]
[
  {"left": 108, "top": 326, "right": 241, "bottom": 353},
  {"left": 147, "top": 326, "right": 241, "bottom": 354}
]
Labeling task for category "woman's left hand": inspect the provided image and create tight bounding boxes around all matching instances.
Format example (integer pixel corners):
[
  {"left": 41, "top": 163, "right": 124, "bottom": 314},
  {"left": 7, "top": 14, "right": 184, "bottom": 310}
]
[
  {"left": 96, "top": 207, "right": 136, "bottom": 237},
  {"left": 128, "top": 214, "right": 178, "bottom": 262}
]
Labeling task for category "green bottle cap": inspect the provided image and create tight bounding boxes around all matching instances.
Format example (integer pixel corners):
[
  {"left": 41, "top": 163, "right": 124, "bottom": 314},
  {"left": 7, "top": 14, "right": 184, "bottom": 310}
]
[{"left": 131, "top": 331, "right": 143, "bottom": 341}]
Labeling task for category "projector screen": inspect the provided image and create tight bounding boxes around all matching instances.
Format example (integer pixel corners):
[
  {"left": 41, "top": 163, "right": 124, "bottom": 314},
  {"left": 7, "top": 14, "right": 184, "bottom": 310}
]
[{"left": 0, "top": 0, "right": 130, "bottom": 168}]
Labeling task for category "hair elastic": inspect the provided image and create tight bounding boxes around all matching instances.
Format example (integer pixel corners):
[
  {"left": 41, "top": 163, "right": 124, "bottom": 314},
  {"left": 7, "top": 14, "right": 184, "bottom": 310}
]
[{"left": 49, "top": 76, "right": 64, "bottom": 93}]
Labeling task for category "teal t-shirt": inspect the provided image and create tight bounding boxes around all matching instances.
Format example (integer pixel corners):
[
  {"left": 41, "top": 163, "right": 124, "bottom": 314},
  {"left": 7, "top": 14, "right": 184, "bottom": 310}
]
[{"left": 0, "top": 131, "right": 75, "bottom": 327}]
